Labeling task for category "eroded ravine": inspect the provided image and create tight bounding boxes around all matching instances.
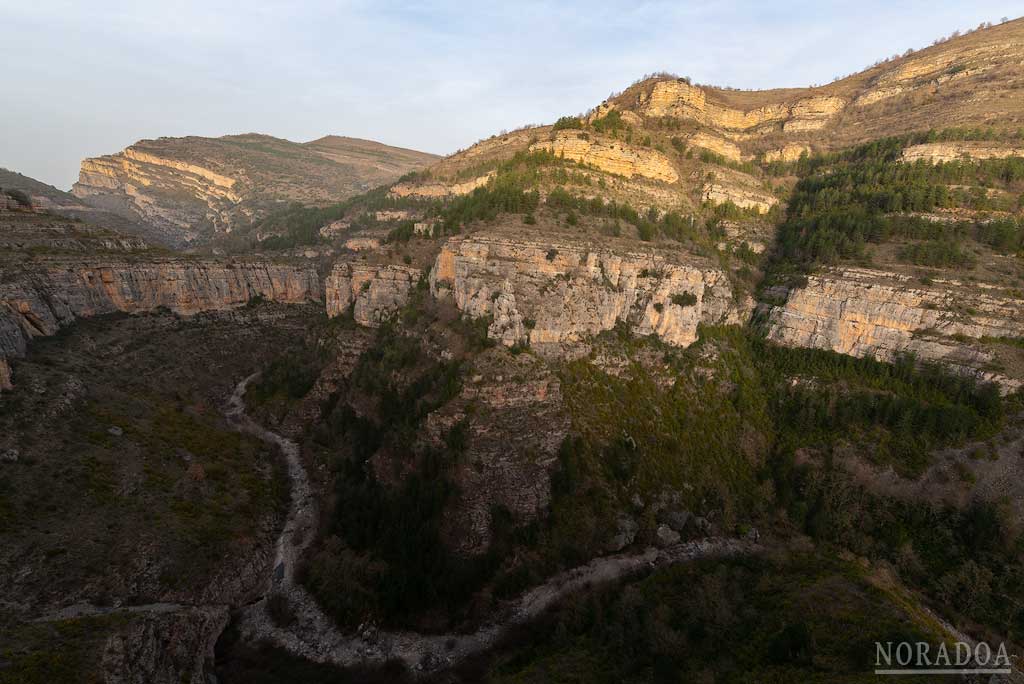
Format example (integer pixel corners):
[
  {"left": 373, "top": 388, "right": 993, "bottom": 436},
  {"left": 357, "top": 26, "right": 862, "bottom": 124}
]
[{"left": 224, "top": 373, "right": 760, "bottom": 674}]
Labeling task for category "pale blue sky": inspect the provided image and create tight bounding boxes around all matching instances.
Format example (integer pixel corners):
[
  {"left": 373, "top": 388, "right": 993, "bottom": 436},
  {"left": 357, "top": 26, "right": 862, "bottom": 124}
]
[{"left": 1, "top": 1, "right": 1020, "bottom": 189}]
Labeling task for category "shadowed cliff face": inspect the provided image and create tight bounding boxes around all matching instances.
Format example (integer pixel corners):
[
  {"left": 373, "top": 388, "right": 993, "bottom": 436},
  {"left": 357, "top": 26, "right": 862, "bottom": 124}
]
[{"left": 0, "top": 255, "right": 320, "bottom": 389}]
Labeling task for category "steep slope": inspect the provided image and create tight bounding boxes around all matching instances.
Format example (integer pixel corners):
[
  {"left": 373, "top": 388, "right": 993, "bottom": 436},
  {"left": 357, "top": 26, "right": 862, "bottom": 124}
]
[
  {"left": 1, "top": 168, "right": 165, "bottom": 245},
  {"left": 0, "top": 204, "right": 320, "bottom": 391},
  {"left": 6, "top": 17, "right": 1024, "bottom": 684},
  {"left": 71, "top": 133, "right": 438, "bottom": 246},
  {"left": 392, "top": 18, "right": 1024, "bottom": 224},
  {"left": 378, "top": 17, "right": 1024, "bottom": 391},
  {"left": 611, "top": 16, "right": 1024, "bottom": 154}
]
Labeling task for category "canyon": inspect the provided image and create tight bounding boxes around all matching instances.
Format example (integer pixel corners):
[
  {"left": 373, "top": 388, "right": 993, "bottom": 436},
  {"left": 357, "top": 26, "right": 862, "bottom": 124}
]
[{"left": 3, "top": 15, "right": 1024, "bottom": 684}]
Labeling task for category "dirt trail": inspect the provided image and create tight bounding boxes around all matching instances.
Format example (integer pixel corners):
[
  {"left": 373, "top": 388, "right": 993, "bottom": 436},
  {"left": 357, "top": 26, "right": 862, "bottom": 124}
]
[
  {"left": 226, "top": 374, "right": 759, "bottom": 673},
  {"left": 21, "top": 374, "right": 755, "bottom": 678}
]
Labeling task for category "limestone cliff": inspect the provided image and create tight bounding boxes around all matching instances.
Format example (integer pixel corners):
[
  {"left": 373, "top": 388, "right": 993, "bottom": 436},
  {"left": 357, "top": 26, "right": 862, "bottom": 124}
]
[
  {"left": 702, "top": 168, "right": 779, "bottom": 214},
  {"left": 638, "top": 80, "right": 844, "bottom": 133},
  {"left": 688, "top": 132, "right": 743, "bottom": 162},
  {"left": 72, "top": 134, "right": 438, "bottom": 246},
  {"left": 0, "top": 258, "right": 320, "bottom": 388},
  {"left": 530, "top": 132, "right": 679, "bottom": 183},
  {"left": 766, "top": 267, "right": 1024, "bottom": 392},
  {"left": 428, "top": 233, "right": 750, "bottom": 352},
  {"left": 901, "top": 142, "right": 1024, "bottom": 163},
  {"left": 763, "top": 143, "right": 811, "bottom": 163},
  {"left": 389, "top": 172, "right": 494, "bottom": 199},
  {"left": 324, "top": 260, "right": 421, "bottom": 326},
  {"left": 102, "top": 607, "right": 230, "bottom": 684}
]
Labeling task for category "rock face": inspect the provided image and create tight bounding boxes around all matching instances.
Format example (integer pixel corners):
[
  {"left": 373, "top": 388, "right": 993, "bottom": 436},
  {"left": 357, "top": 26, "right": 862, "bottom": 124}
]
[
  {"left": 855, "top": 37, "right": 1022, "bottom": 109},
  {"left": 0, "top": 258, "right": 320, "bottom": 386},
  {"left": 389, "top": 173, "right": 494, "bottom": 199},
  {"left": 639, "top": 80, "right": 844, "bottom": 133},
  {"left": 688, "top": 132, "right": 743, "bottom": 162},
  {"left": 102, "top": 606, "right": 229, "bottom": 684},
  {"left": 72, "top": 145, "right": 248, "bottom": 245},
  {"left": 783, "top": 96, "right": 846, "bottom": 132},
  {"left": 901, "top": 142, "right": 1024, "bottom": 163},
  {"left": 763, "top": 143, "right": 811, "bottom": 163},
  {"left": 72, "top": 134, "right": 438, "bottom": 246},
  {"left": 429, "top": 233, "right": 750, "bottom": 352},
  {"left": 425, "top": 352, "right": 569, "bottom": 555},
  {"left": 530, "top": 132, "right": 679, "bottom": 183},
  {"left": 324, "top": 261, "right": 421, "bottom": 326},
  {"left": 702, "top": 183, "right": 777, "bottom": 214},
  {"left": 767, "top": 267, "right": 1024, "bottom": 391},
  {"left": 702, "top": 168, "right": 779, "bottom": 214}
]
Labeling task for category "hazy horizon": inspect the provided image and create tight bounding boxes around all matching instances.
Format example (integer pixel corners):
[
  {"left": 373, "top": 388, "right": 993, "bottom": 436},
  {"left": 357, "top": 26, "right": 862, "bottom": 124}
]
[{"left": 1, "top": 1, "right": 1020, "bottom": 190}]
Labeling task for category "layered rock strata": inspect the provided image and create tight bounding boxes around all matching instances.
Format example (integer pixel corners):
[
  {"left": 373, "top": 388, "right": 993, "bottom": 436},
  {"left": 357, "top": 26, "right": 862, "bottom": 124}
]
[
  {"left": 767, "top": 267, "right": 1024, "bottom": 392},
  {"left": 324, "top": 261, "right": 421, "bottom": 326},
  {"left": 0, "top": 259, "right": 320, "bottom": 389},
  {"left": 429, "top": 234, "right": 750, "bottom": 351},
  {"left": 530, "top": 132, "right": 679, "bottom": 183},
  {"left": 901, "top": 142, "right": 1024, "bottom": 163}
]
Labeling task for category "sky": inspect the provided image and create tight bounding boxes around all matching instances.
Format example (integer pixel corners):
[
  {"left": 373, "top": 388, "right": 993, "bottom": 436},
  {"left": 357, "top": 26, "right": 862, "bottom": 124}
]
[{"left": 1, "top": 1, "right": 1020, "bottom": 190}]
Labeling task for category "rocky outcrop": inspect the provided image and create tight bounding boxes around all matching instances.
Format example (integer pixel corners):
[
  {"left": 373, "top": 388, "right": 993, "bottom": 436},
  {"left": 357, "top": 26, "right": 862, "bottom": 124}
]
[
  {"left": 102, "top": 606, "right": 229, "bottom": 684},
  {"left": 763, "top": 143, "right": 811, "bottom": 163},
  {"left": 389, "top": 173, "right": 494, "bottom": 199},
  {"left": 689, "top": 132, "right": 743, "bottom": 162},
  {"left": 429, "top": 233, "right": 750, "bottom": 352},
  {"left": 422, "top": 352, "right": 569, "bottom": 555},
  {"left": 530, "top": 132, "right": 678, "bottom": 183},
  {"left": 853, "top": 85, "right": 906, "bottom": 107},
  {"left": 587, "top": 103, "right": 642, "bottom": 128},
  {"left": 702, "top": 179, "right": 778, "bottom": 214},
  {"left": 0, "top": 259, "right": 320, "bottom": 387},
  {"left": 767, "top": 267, "right": 1024, "bottom": 391},
  {"left": 73, "top": 151, "right": 242, "bottom": 244},
  {"left": 783, "top": 96, "right": 846, "bottom": 132},
  {"left": 324, "top": 260, "right": 420, "bottom": 326},
  {"left": 639, "top": 80, "right": 844, "bottom": 132},
  {"left": 901, "top": 142, "right": 1024, "bottom": 163}
]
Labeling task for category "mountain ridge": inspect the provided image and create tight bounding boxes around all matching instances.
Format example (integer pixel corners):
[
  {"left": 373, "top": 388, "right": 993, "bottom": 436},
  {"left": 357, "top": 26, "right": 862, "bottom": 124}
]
[{"left": 70, "top": 132, "right": 439, "bottom": 247}]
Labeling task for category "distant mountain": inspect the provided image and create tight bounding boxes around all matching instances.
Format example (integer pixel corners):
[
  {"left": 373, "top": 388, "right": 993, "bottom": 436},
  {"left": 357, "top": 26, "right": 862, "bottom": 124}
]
[{"left": 70, "top": 133, "right": 438, "bottom": 247}]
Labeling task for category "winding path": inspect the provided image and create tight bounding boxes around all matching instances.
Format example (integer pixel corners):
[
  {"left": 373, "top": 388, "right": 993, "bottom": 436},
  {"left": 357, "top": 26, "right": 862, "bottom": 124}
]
[{"left": 226, "top": 374, "right": 759, "bottom": 674}]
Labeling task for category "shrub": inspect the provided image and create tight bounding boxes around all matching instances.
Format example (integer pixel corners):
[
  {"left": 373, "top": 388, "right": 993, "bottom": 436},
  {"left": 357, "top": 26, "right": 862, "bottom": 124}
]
[
  {"left": 591, "top": 110, "right": 624, "bottom": 134},
  {"left": 552, "top": 116, "right": 582, "bottom": 131},
  {"left": 671, "top": 292, "right": 698, "bottom": 307}
]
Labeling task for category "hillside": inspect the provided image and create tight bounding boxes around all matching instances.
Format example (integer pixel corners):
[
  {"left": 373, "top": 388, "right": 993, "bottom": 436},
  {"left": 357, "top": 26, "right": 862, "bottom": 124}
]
[
  {"left": 4, "top": 15, "right": 1024, "bottom": 684},
  {"left": 0, "top": 168, "right": 171, "bottom": 246},
  {"left": 210, "top": 17, "right": 1024, "bottom": 680},
  {"left": 392, "top": 17, "right": 1024, "bottom": 217},
  {"left": 70, "top": 133, "right": 438, "bottom": 247}
]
